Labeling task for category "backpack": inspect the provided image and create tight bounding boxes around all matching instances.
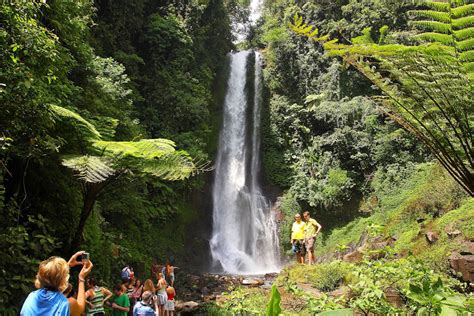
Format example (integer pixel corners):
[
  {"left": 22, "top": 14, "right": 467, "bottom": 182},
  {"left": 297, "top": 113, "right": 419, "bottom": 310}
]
[{"left": 121, "top": 266, "right": 131, "bottom": 281}]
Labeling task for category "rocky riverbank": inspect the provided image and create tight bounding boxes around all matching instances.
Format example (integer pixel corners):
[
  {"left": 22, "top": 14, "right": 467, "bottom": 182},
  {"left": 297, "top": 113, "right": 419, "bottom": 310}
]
[{"left": 174, "top": 272, "right": 279, "bottom": 314}]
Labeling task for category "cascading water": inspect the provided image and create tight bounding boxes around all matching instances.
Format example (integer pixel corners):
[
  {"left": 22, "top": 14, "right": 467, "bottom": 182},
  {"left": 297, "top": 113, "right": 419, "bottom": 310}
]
[{"left": 209, "top": 0, "right": 280, "bottom": 274}]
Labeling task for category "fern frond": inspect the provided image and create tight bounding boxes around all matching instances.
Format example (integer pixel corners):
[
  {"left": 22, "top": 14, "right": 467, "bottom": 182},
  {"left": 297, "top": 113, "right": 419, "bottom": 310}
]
[
  {"left": 460, "top": 49, "right": 474, "bottom": 61},
  {"left": 409, "top": 10, "right": 451, "bottom": 23},
  {"left": 454, "top": 27, "right": 474, "bottom": 40},
  {"left": 452, "top": 15, "right": 474, "bottom": 29},
  {"left": 352, "top": 27, "right": 374, "bottom": 44},
  {"left": 50, "top": 105, "right": 101, "bottom": 139},
  {"left": 141, "top": 151, "right": 195, "bottom": 181},
  {"left": 464, "top": 61, "right": 474, "bottom": 72},
  {"left": 451, "top": 0, "right": 471, "bottom": 7},
  {"left": 93, "top": 139, "right": 177, "bottom": 159},
  {"left": 452, "top": 3, "right": 474, "bottom": 18},
  {"left": 415, "top": 32, "right": 454, "bottom": 44},
  {"left": 410, "top": 20, "right": 452, "bottom": 33},
  {"left": 457, "top": 37, "right": 474, "bottom": 50},
  {"left": 288, "top": 14, "right": 327, "bottom": 42},
  {"left": 418, "top": 1, "right": 450, "bottom": 12},
  {"left": 62, "top": 155, "right": 115, "bottom": 183},
  {"left": 90, "top": 117, "right": 119, "bottom": 141}
]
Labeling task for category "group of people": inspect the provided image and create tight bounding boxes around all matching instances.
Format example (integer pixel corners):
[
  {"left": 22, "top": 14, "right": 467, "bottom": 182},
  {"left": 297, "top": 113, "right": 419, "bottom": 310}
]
[
  {"left": 20, "top": 252, "right": 179, "bottom": 316},
  {"left": 95, "top": 268, "right": 176, "bottom": 316},
  {"left": 291, "top": 211, "right": 322, "bottom": 264}
]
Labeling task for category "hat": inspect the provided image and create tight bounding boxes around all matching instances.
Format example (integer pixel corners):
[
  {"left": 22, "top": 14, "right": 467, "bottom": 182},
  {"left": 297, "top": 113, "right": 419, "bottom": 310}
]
[{"left": 141, "top": 291, "right": 153, "bottom": 304}]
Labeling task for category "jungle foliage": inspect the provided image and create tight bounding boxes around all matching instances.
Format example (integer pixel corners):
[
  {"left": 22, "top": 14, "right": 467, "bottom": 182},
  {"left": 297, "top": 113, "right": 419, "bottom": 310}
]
[
  {"left": 0, "top": 0, "right": 233, "bottom": 312},
  {"left": 289, "top": 0, "right": 474, "bottom": 196}
]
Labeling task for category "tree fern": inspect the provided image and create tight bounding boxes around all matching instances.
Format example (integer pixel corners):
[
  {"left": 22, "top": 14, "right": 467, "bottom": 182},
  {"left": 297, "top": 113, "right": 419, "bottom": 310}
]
[
  {"left": 289, "top": 13, "right": 474, "bottom": 196},
  {"left": 93, "top": 139, "right": 195, "bottom": 181},
  {"left": 93, "top": 139, "right": 178, "bottom": 159},
  {"left": 62, "top": 155, "right": 115, "bottom": 183},
  {"left": 50, "top": 105, "right": 102, "bottom": 139},
  {"left": 409, "top": 0, "right": 474, "bottom": 75}
]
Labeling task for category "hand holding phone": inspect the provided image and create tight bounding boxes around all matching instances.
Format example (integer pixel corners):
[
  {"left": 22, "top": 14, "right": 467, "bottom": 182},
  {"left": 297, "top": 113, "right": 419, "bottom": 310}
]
[
  {"left": 77, "top": 252, "right": 90, "bottom": 263},
  {"left": 68, "top": 251, "right": 85, "bottom": 267}
]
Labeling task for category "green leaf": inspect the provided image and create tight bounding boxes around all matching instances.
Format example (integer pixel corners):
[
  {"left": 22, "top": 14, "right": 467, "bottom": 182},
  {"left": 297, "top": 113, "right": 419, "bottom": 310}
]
[{"left": 266, "top": 284, "right": 282, "bottom": 316}]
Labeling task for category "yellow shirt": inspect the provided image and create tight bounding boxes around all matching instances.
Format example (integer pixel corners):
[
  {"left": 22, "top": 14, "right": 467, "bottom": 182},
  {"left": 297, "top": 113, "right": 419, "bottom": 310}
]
[
  {"left": 304, "top": 218, "right": 320, "bottom": 238},
  {"left": 291, "top": 221, "right": 305, "bottom": 240}
]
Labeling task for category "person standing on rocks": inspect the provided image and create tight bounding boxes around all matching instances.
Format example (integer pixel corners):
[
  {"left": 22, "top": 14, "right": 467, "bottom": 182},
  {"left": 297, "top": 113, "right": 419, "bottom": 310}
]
[
  {"left": 303, "top": 211, "right": 322, "bottom": 265},
  {"left": 291, "top": 213, "right": 306, "bottom": 264}
]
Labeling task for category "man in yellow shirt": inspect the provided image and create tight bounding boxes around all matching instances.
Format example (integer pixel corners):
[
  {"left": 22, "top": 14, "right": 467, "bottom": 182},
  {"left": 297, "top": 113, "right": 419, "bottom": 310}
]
[
  {"left": 303, "top": 211, "right": 322, "bottom": 265},
  {"left": 291, "top": 213, "right": 306, "bottom": 264}
]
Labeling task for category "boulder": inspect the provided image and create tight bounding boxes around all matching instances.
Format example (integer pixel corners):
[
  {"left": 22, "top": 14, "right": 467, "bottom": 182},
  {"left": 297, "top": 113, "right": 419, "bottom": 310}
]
[
  {"left": 241, "top": 278, "right": 264, "bottom": 286},
  {"left": 449, "top": 252, "right": 474, "bottom": 282},
  {"left": 446, "top": 229, "right": 461, "bottom": 239},
  {"left": 175, "top": 301, "right": 200, "bottom": 313},
  {"left": 425, "top": 231, "right": 439, "bottom": 244}
]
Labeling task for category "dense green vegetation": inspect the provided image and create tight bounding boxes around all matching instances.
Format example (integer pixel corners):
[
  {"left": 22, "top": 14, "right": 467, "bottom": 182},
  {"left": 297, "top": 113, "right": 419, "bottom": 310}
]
[
  {"left": 0, "top": 0, "right": 233, "bottom": 312},
  {"left": 1, "top": 0, "right": 472, "bottom": 314}
]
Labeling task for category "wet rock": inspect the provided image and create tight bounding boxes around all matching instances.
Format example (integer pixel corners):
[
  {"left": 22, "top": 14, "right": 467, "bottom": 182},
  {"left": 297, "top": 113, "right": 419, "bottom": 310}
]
[
  {"left": 241, "top": 278, "right": 264, "bottom": 286},
  {"left": 175, "top": 301, "right": 200, "bottom": 313},
  {"left": 425, "top": 231, "right": 439, "bottom": 244},
  {"left": 201, "top": 286, "right": 210, "bottom": 295},
  {"left": 264, "top": 272, "right": 278, "bottom": 279},
  {"left": 449, "top": 252, "right": 474, "bottom": 282}
]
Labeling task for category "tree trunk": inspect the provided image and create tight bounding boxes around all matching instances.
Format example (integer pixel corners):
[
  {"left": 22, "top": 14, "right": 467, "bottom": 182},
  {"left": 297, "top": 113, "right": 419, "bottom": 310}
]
[{"left": 68, "top": 183, "right": 103, "bottom": 254}]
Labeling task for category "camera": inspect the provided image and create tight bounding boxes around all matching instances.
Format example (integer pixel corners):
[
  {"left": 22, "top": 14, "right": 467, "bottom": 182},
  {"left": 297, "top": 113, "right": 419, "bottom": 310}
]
[
  {"left": 76, "top": 252, "right": 90, "bottom": 263},
  {"left": 152, "top": 295, "right": 158, "bottom": 303}
]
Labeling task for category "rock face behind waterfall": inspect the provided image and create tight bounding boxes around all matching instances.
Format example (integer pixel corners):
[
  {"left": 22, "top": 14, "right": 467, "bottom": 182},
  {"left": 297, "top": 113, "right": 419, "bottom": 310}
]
[{"left": 209, "top": 50, "right": 281, "bottom": 274}]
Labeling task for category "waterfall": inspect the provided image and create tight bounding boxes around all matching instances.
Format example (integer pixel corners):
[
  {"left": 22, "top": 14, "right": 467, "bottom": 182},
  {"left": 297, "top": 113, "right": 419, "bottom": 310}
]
[{"left": 209, "top": 47, "right": 281, "bottom": 274}]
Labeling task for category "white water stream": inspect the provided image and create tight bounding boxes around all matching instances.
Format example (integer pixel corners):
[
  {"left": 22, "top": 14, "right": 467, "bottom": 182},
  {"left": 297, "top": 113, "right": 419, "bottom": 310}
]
[{"left": 210, "top": 0, "right": 281, "bottom": 274}]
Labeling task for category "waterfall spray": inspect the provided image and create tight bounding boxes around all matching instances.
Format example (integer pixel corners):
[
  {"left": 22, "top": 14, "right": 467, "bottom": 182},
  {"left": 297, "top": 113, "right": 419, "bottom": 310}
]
[{"left": 210, "top": 49, "right": 280, "bottom": 274}]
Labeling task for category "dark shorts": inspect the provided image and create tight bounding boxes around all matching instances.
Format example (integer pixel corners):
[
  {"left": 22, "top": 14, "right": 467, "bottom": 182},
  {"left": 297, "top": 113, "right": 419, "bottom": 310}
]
[{"left": 292, "top": 240, "right": 306, "bottom": 255}]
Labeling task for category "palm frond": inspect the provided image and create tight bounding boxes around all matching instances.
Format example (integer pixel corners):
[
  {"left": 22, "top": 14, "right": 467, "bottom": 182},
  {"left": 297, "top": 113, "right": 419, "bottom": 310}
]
[{"left": 62, "top": 155, "right": 115, "bottom": 183}]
